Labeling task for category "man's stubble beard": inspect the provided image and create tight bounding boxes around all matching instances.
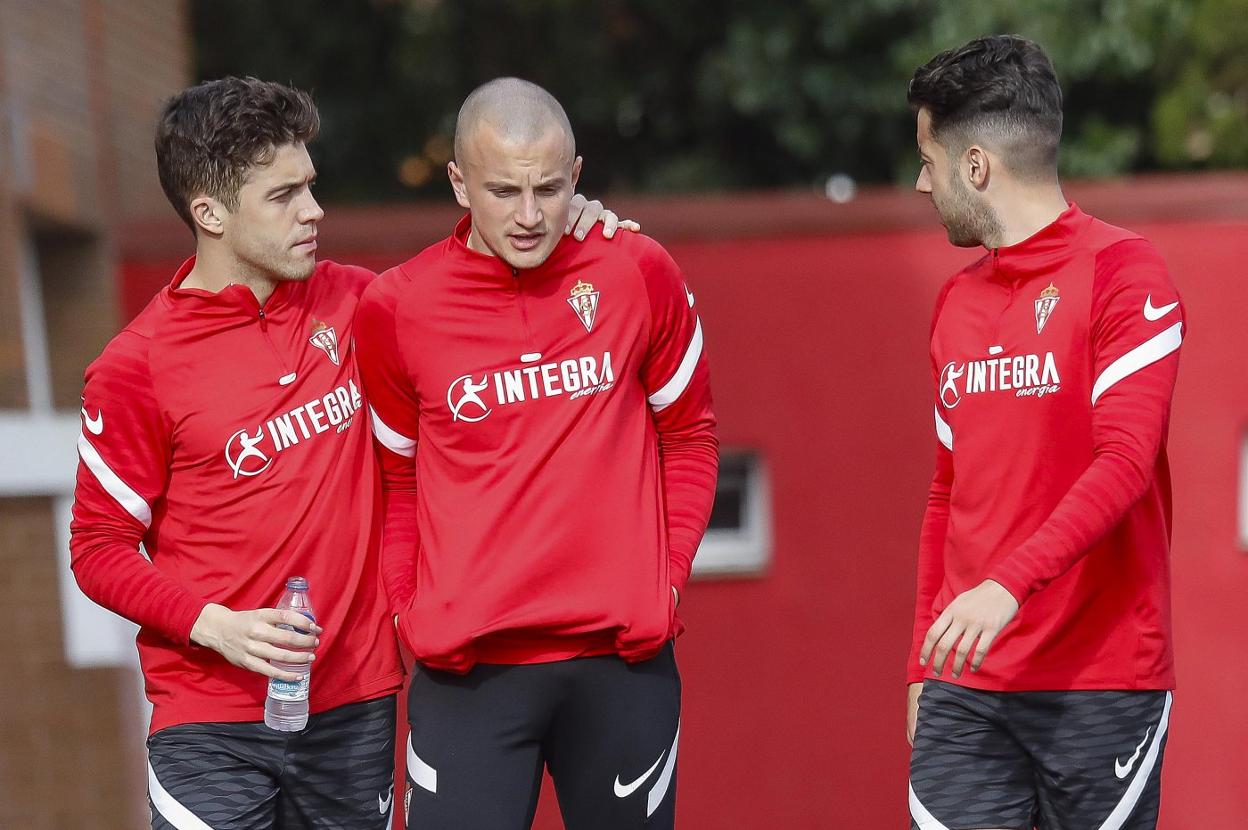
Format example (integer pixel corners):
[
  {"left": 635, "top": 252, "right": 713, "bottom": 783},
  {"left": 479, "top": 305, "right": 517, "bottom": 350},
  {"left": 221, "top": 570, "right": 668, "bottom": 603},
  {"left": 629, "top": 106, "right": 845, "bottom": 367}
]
[
  {"left": 244, "top": 241, "right": 316, "bottom": 284},
  {"left": 939, "top": 173, "right": 1003, "bottom": 249}
]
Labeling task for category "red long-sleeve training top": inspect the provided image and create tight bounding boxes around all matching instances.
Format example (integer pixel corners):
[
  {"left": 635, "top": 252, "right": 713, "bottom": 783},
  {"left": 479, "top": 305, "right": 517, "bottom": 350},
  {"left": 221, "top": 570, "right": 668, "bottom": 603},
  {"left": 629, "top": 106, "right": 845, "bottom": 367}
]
[
  {"left": 909, "top": 204, "right": 1184, "bottom": 691},
  {"left": 356, "top": 218, "right": 719, "bottom": 672},
  {"left": 70, "top": 259, "right": 403, "bottom": 734}
]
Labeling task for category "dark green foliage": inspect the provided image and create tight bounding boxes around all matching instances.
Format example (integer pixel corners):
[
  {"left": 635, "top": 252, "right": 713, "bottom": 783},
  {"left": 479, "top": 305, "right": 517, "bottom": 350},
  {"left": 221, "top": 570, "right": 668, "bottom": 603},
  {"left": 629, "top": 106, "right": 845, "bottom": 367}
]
[{"left": 192, "top": 0, "right": 1245, "bottom": 200}]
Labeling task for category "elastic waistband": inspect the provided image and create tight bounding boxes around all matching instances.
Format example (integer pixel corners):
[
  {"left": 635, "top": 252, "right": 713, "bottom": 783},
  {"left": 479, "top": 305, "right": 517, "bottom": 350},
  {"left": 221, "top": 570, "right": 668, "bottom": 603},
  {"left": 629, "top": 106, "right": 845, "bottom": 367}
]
[
  {"left": 471, "top": 629, "right": 619, "bottom": 665},
  {"left": 415, "top": 628, "right": 674, "bottom": 673}
]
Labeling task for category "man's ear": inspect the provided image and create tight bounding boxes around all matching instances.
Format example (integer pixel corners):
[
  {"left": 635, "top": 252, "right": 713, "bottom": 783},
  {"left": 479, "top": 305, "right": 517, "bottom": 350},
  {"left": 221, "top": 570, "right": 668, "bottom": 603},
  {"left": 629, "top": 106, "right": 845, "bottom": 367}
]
[
  {"left": 965, "top": 145, "right": 991, "bottom": 191},
  {"left": 448, "top": 162, "right": 471, "bottom": 210},
  {"left": 190, "top": 196, "right": 225, "bottom": 237},
  {"left": 570, "top": 156, "right": 583, "bottom": 190}
]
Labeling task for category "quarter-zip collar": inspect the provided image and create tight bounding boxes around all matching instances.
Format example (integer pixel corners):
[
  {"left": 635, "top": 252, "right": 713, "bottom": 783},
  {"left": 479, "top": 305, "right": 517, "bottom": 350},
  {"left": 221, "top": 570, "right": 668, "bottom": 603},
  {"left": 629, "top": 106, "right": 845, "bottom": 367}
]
[
  {"left": 446, "top": 214, "right": 577, "bottom": 283},
  {"left": 165, "top": 255, "right": 294, "bottom": 319},
  {"left": 989, "top": 202, "right": 1092, "bottom": 283}
]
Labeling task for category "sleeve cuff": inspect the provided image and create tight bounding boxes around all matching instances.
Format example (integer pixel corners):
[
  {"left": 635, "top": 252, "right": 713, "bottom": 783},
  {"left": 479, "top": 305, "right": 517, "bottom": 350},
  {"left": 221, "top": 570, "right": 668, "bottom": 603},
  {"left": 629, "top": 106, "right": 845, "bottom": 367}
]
[
  {"left": 389, "top": 587, "right": 416, "bottom": 618},
  {"left": 984, "top": 568, "right": 1030, "bottom": 606},
  {"left": 169, "top": 596, "right": 212, "bottom": 647},
  {"left": 906, "top": 640, "right": 929, "bottom": 684},
  {"left": 670, "top": 561, "right": 693, "bottom": 597}
]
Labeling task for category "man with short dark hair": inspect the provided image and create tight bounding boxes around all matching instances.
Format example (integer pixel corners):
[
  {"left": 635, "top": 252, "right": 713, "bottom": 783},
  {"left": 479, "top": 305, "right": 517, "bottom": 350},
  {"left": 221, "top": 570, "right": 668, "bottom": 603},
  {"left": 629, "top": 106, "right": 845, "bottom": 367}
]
[
  {"left": 70, "top": 75, "right": 631, "bottom": 830},
  {"left": 904, "top": 36, "right": 1182, "bottom": 830},
  {"left": 357, "top": 77, "right": 718, "bottom": 830}
]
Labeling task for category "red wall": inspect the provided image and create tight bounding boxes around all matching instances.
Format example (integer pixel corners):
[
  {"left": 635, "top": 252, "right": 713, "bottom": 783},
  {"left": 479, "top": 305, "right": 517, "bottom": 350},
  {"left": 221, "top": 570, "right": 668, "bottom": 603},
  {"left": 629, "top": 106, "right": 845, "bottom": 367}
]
[
  {"left": 121, "top": 182, "right": 1248, "bottom": 829},
  {"left": 653, "top": 221, "right": 1248, "bottom": 829}
]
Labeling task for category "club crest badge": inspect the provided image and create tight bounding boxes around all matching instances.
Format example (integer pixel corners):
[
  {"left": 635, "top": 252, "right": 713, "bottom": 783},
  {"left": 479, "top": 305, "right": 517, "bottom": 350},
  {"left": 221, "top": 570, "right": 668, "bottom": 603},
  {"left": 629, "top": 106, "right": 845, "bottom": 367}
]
[
  {"left": 567, "top": 279, "right": 600, "bottom": 333},
  {"left": 309, "top": 320, "right": 340, "bottom": 365},
  {"left": 1034, "top": 283, "right": 1060, "bottom": 334}
]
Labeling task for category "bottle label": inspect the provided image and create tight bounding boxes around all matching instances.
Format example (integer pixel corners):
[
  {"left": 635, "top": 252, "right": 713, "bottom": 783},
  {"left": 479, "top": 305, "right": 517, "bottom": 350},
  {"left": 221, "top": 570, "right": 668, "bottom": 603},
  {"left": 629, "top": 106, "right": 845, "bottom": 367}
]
[{"left": 268, "top": 673, "right": 309, "bottom": 703}]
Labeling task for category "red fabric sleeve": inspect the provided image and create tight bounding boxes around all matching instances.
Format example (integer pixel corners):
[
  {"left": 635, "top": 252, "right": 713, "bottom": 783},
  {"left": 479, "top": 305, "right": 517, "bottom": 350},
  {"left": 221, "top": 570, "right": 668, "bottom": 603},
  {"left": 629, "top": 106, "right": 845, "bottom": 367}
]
[
  {"left": 69, "top": 332, "right": 207, "bottom": 644},
  {"left": 355, "top": 274, "right": 420, "bottom": 613},
  {"left": 987, "top": 239, "right": 1185, "bottom": 602},
  {"left": 908, "top": 279, "right": 957, "bottom": 683},
  {"left": 638, "top": 239, "right": 719, "bottom": 596},
  {"left": 908, "top": 450, "right": 952, "bottom": 683}
]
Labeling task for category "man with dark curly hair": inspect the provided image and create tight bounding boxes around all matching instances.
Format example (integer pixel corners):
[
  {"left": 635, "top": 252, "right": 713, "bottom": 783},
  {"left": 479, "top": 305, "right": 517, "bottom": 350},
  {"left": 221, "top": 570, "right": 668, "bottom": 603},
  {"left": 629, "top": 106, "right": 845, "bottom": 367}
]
[{"left": 69, "top": 75, "right": 629, "bottom": 830}]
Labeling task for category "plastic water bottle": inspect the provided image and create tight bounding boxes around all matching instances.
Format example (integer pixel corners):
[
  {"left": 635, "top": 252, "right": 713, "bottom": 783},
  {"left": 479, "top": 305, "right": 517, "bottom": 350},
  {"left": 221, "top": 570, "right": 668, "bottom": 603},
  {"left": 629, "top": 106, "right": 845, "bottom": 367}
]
[{"left": 264, "top": 576, "right": 315, "bottom": 731}]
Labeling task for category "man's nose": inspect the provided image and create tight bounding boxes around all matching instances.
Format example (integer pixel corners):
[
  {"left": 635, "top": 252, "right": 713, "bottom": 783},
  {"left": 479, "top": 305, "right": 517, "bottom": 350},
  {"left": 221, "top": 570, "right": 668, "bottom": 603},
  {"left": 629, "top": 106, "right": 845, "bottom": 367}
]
[
  {"left": 915, "top": 166, "right": 932, "bottom": 194},
  {"left": 301, "top": 192, "right": 325, "bottom": 223},
  {"left": 516, "top": 191, "right": 541, "bottom": 227}
]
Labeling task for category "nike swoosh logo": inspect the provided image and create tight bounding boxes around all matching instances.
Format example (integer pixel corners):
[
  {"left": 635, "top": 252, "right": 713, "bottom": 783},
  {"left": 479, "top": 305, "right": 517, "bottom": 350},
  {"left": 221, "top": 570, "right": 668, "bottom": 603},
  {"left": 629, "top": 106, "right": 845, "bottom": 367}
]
[
  {"left": 613, "top": 751, "right": 666, "bottom": 798},
  {"left": 81, "top": 407, "right": 104, "bottom": 435},
  {"left": 279, "top": 372, "right": 298, "bottom": 386},
  {"left": 1114, "top": 726, "right": 1153, "bottom": 779},
  {"left": 378, "top": 785, "right": 393, "bottom": 815},
  {"left": 685, "top": 287, "right": 695, "bottom": 308},
  {"left": 1143, "top": 295, "right": 1178, "bottom": 322}
]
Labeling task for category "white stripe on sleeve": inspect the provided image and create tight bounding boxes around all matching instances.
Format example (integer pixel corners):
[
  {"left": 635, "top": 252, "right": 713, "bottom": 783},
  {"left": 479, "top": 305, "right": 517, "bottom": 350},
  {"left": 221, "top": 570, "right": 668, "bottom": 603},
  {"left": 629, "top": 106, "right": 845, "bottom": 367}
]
[
  {"left": 648, "top": 317, "right": 703, "bottom": 412},
  {"left": 1091, "top": 321, "right": 1183, "bottom": 405},
  {"left": 77, "top": 430, "right": 152, "bottom": 527},
  {"left": 369, "top": 406, "right": 416, "bottom": 457},
  {"left": 934, "top": 406, "right": 953, "bottom": 452}
]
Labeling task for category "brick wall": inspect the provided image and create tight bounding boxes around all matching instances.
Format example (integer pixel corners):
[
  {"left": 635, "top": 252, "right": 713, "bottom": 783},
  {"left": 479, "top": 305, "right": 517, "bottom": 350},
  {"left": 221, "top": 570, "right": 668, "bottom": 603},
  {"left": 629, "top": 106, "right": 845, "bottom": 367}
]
[
  {"left": 0, "top": 1, "right": 188, "bottom": 826},
  {"left": 0, "top": 497, "right": 146, "bottom": 830},
  {"left": 99, "top": 0, "right": 192, "bottom": 222}
]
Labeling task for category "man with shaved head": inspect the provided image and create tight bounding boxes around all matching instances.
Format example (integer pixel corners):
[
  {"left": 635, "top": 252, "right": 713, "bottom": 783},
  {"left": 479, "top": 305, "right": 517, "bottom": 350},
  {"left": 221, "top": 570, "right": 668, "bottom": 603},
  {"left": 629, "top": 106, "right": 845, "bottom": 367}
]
[
  {"left": 356, "top": 77, "right": 718, "bottom": 828},
  {"left": 448, "top": 77, "right": 583, "bottom": 271},
  {"left": 452, "top": 76, "right": 575, "bottom": 168},
  {"left": 70, "top": 75, "right": 635, "bottom": 830}
]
